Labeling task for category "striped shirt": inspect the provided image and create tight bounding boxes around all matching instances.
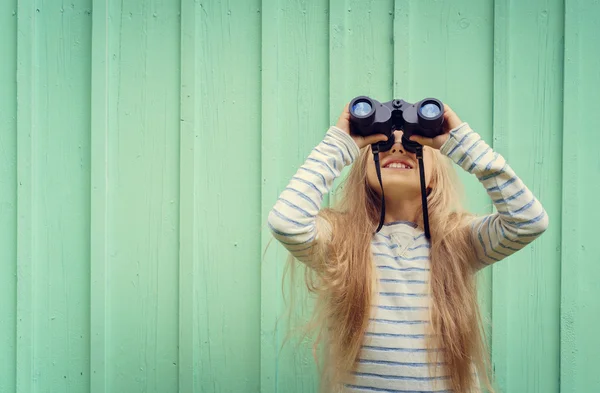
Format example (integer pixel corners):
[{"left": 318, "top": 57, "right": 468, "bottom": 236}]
[{"left": 267, "top": 124, "right": 548, "bottom": 392}]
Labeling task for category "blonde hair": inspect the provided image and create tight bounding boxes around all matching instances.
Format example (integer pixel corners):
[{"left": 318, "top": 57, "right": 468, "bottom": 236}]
[{"left": 281, "top": 146, "right": 494, "bottom": 393}]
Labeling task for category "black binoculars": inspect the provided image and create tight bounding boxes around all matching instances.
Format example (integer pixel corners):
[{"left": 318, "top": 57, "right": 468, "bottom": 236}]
[
  {"left": 348, "top": 96, "right": 445, "bottom": 153},
  {"left": 347, "top": 95, "right": 445, "bottom": 237}
]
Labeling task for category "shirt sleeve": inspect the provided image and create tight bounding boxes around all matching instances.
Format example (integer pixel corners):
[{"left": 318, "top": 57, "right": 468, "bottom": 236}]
[
  {"left": 440, "top": 122, "right": 549, "bottom": 268},
  {"left": 267, "top": 126, "right": 359, "bottom": 265}
]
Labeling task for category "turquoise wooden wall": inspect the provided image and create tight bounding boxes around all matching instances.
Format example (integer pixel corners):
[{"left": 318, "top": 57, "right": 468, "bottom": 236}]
[{"left": 0, "top": 0, "right": 598, "bottom": 392}]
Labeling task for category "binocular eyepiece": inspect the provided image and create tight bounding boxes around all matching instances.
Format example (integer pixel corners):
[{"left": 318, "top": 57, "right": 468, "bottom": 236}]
[{"left": 348, "top": 96, "right": 445, "bottom": 153}]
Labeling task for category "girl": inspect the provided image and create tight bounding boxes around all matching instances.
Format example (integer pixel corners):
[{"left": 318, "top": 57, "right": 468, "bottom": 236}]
[{"left": 267, "top": 102, "right": 548, "bottom": 393}]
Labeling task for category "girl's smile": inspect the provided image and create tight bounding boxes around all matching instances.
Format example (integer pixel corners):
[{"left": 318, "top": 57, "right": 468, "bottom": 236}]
[{"left": 382, "top": 158, "right": 414, "bottom": 170}]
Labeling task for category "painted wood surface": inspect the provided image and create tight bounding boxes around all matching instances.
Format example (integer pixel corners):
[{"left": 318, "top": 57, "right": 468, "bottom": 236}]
[
  {"left": 491, "top": 1, "right": 564, "bottom": 392},
  {"left": 0, "top": 0, "right": 598, "bottom": 392},
  {"left": 560, "top": 0, "right": 600, "bottom": 391}
]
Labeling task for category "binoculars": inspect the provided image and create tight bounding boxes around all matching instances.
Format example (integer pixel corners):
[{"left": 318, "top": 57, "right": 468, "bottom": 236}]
[
  {"left": 348, "top": 95, "right": 444, "bottom": 238},
  {"left": 348, "top": 96, "right": 445, "bottom": 153}
]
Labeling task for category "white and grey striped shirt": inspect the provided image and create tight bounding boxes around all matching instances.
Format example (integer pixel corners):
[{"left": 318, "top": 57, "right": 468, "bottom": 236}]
[{"left": 267, "top": 124, "right": 548, "bottom": 392}]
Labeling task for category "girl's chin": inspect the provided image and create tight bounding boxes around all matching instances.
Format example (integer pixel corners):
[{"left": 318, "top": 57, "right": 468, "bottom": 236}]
[
  {"left": 381, "top": 174, "right": 418, "bottom": 185},
  {"left": 381, "top": 169, "right": 416, "bottom": 178},
  {"left": 379, "top": 179, "right": 421, "bottom": 192},
  {"left": 368, "top": 174, "right": 421, "bottom": 194}
]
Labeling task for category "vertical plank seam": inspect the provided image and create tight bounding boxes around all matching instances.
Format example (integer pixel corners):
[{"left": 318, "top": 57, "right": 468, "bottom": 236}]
[
  {"left": 491, "top": 0, "right": 506, "bottom": 383},
  {"left": 90, "top": 0, "right": 108, "bottom": 391},
  {"left": 258, "top": 0, "right": 265, "bottom": 390},
  {"left": 178, "top": 0, "right": 195, "bottom": 391},
  {"left": 553, "top": 0, "right": 567, "bottom": 390},
  {"left": 558, "top": 0, "right": 569, "bottom": 389},
  {"left": 489, "top": 0, "right": 496, "bottom": 375}
]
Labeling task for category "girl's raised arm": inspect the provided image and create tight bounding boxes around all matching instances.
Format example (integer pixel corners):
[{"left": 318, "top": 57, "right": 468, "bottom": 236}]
[
  {"left": 440, "top": 123, "right": 549, "bottom": 268},
  {"left": 267, "top": 126, "right": 359, "bottom": 266}
]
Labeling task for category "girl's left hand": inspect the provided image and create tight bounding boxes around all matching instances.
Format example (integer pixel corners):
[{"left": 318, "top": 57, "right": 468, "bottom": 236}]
[{"left": 408, "top": 104, "right": 463, "bottom": 150}]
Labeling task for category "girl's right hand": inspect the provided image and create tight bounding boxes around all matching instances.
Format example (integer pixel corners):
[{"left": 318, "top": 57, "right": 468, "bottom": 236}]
[{"left": 335, "top": 103, "right": 388, "bottom": 149}]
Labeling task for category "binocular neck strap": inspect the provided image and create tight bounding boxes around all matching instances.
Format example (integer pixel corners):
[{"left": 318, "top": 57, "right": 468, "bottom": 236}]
[
  {"left": 371, "top": 144, "right": 431, "bottom": 240},
  {"left": 372, "top": 146, "right": 386, "bottom": 234},
  {"left": 416, "top": 146, "right": 431, "bottom": 239}
]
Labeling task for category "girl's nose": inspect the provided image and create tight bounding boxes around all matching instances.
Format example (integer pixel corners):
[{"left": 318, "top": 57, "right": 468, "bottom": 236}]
[{"left": 390, "top": 130, "right": 405, "bottom": 154}]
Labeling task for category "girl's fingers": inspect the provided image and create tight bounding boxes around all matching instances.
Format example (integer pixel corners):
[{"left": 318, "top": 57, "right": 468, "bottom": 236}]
[
  {"left": 362, "top": 134, "right": 389, "bottom": 146},
  {"left": 409, "top": 135, "right": 434, "bottom": 147}
]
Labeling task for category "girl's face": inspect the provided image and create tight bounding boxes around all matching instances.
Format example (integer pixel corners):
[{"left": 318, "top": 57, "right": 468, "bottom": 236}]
[{"left": 365, "top": 130, "right": 435, "bottom": 200}]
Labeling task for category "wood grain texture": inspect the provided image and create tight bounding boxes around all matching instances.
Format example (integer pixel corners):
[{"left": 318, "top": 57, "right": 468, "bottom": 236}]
[
  {"left": 195, "top": 1, "right": 262, "bottom": 392},
  {"left": 0, "top": 0, "right": 17, "bottom": 392},
  {"left": 179, "top": 0, "right": 196, "bottom": 391},
  {"left": 90, "top": 1, "right": 181, "bottom": 391},
  {"left": 492, "top": 0, "right": 563, "bottom": 392},
  {"left": 16, "top": 2, "right": 93, "bottom": 392},
  {"left": 260, "top": 1, "right": 330, "bottom": 392},
  {"left": 560, "top": 0, "right": 600, "bottom": 391}
]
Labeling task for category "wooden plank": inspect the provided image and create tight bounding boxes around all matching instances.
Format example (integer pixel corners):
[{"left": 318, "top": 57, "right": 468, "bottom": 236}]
[
  {"left": 260, "top": 1, "right": 330, "bottom": 392},
  {"left": 393, "top": 0, "right": 495, "bottom": 351},
  {"left": 90, "top": 1, "right": 181, "bottom": 391},
  {"left": 492, "top": 0, "right": 563, "bottom": 391},
  {"left": 193, "top": 1, "right": 262, "bottom": 392},
  {"left": 560, "top": 0, "right": 600, "bottom": 391},
  {"left": 16, "top": 1, "right": 93, "bottom": 392},
  {"left": 0, "top": 0, "right": 17, "bottom": 391}
]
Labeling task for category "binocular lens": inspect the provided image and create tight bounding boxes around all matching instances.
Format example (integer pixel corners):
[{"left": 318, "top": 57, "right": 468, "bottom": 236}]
[
  {"left": 352, "top": 101, "right": 372, "bottom": 117},
  {"left": 419, "top": 103, "right": 441, "bottom": 118}
]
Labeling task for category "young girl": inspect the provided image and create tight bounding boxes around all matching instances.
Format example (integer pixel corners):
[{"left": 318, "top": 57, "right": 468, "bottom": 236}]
[{"left": 267, "top": 102, "right": 548, "bottom": 393}]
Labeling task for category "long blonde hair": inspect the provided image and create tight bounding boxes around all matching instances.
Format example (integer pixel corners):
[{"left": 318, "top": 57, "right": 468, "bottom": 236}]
[{"left": 282, "top": 146, "right": 494, "bottom": 393}]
